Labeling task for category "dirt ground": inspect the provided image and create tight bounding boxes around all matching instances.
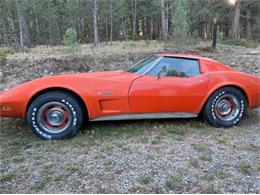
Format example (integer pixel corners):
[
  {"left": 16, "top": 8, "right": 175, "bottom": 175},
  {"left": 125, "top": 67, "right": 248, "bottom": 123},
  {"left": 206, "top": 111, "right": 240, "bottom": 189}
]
[{"left": 0, "top": 41, "right": 260, "bottom": 193}]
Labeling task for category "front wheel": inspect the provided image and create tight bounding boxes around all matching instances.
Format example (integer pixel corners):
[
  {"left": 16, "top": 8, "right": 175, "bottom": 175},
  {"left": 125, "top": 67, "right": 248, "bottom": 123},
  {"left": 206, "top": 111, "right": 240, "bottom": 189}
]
[
  {"left": 27, "top": 91, "right": 84, "bottom": 139},
  {"left": 203, "top": 87, "right": 247, "bottom": 127}
]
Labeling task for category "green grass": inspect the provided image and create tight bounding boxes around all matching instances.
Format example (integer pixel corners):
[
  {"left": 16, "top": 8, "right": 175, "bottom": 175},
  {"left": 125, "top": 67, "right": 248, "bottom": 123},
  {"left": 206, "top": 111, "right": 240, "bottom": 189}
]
[
  {"left": 169, "top": 133, "right": 184, "bottom": 141},
  {"left": 205, "top": 174, "right": 215, "bottom": 181},
  {"left": 30, "top": 169, "right": 77, "bottom": 192},
  {"left": 103, "top": 159, "right": 115, "bottom": 167},
  {"left": 205, "top": 169, "right": 230, "bottom": 181},
  {"left": 137, "top": 175, "right": 154, "bottom": 185},
  {"left": 151, "top": 136, "right": 161, "bottom": 145},
  {"left": 160, "top": 125, "right": 185, "bottom": 141},
  {"left": 151, "top": 139, "right": 160, "bottom": 145},
  {"left": 238, "top": 161, "right": 253, "bottom": 175},
  {"left": 0, "top": 118, "right": 212, "bottom": 157},
  {"left": 200, "top": 156, "right": 212, "bottom": 162},
  {"left": 188, "top": 120, "right": 216, "bottom": 134},
  {"left": 30, "top": 162, "right": 80, "bottom": 192},
  {"left": 12, "top": 156, "right": 25, "bottom": 163},
  {"left": 43, "top": 163, "right": 56, "bottom": 172},
  {"left": 83, "top": 122, "right": 149, "bottom": 142},
  {"left": 30, "top": 181, "right": 46, "bottom": 192},
  {"left": 0, "top": 172, "right": 17, "bottom": 182},
  {"left": 121, "top": 144, "right": 130, "bottom": 152},
  {"left": 189, "top": 121, "right": 207, "bottom": 129},
  {"left": 66, "top": 165, "right": 79, "bottom": 172},
  {"left": 165, "top": 174, "right": 182, "bottom": 191},
  {"left": 164, "top": 129, "right": 184, "bottom": 140},
  {"left": 193, "top": 144, "right": 205, "bottom": 152},
  {"left": 139, "top": 136, "right": 149, "bottom": 144},
  {"left": 7, "top": 141, "right": 25, "bottom": 156},
  {"left": 32, "top": 163, "right": 79, "bottom": 191},
  {"left": 94, "top": 154, "right": 102, "bottom": 160},
  {"left": 101, "top": 142, "right": 115, "bottom": 151},
  {"left": 256, "top": 163, "right": 260, "bottom": 172}
]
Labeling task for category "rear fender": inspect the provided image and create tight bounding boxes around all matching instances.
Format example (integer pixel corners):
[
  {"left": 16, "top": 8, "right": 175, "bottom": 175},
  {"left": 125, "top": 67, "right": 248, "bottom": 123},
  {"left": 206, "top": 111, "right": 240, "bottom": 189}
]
[{"left": 197, "top": 72, "right": 259, "bottom": 113}]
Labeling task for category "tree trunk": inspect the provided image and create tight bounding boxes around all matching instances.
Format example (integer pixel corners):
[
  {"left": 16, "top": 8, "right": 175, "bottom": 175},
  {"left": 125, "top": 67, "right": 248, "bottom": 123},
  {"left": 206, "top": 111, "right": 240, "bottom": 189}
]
[
  {"left": 62, "top": 15, "right": 66, "bottom": 38},
  {"left": 16, "top": 0, "right": 31, "bottom": 48},
  {"left": 46, "top": 1, "right": 53, "bottom": 46},
  {"left": 33, "top": 0, "right": 40, "bottom": 43},
  {"left": 141, "top": 18, "right": 146, "bottom": 38},
  {"left": 165, "top": 1, "right": 169, "bottom": 36},
  {"left": 77, "top": 0, "right": 82, "bottom": 40},
  {"left": 212, "top": 17, "right": 217, "bottom": 50},
  {"left": 81, "top": 17, "right": 85, "bottom": 41},
  {"left": 150, "top": 16, "right": 154, "bottom": 40},
  {"left": 229, "top": 0, "right": 241, "bottom": 39},
  {"left": 3, "top": 0, "right": 19, "bottom": 48},
  {"left": 109, "top": 0, "right": 113, "bottom": 45},
  {"left": 77, "top": 17, "right": 82, "bottom": 40},
  {"left": 154, "top": 17, "right": 160, "bottom": 39},
  {"left": 132, "top": 0, "right": 137, "bottom": 40},
  {"left": 122, "top": 20, "right": 128, "bottom": 42},
  {"left": 48, "top": 16, "right": 53, "bottom": 46},
  {"left": 245, "top": 7, "right": 252, "bottom": 40},
  {"left": 93, "top": 0, "right": 98, "bottom": 46},
  {"left": 160, "top": 0, "right": 167, "bottom": 41}
]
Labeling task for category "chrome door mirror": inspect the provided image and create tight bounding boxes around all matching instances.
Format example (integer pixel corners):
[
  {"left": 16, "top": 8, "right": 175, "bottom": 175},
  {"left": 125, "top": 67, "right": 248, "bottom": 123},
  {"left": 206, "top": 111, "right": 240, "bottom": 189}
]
[{"left": 157, "top": 66, "right": 167, "bottom": 79}]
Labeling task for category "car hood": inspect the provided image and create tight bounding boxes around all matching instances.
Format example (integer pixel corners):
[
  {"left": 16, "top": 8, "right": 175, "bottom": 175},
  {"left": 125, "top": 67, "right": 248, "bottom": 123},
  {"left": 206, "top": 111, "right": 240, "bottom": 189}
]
[
  {"left": 56, "top": 70, "right": 143, "bottom": 83},
  {"left": 74, "top": 70, "right": 135, "bottom": 80}
]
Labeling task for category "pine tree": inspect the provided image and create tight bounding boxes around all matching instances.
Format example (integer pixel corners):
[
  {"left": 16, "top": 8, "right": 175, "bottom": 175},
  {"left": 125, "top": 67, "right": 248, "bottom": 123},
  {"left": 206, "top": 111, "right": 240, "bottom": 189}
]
[
  {"left": 16, "top": 0, "right": 31, "bottom": 48},
  {"left": 229, "top": 0, "right": 241, "bottom": 38},
  {"left": 93, "top": 0, "right": 98, "bottom": 46},
  {"left": 0, "top": 0, "right": 260, "bottom": 47},
  {"left": 171, "top": 0, "right": 188, "bottom": 48}
]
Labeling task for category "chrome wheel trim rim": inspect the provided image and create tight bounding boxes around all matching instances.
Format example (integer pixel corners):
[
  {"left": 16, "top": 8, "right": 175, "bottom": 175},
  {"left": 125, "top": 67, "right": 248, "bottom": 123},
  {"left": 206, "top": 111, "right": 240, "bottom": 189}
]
[
  {"left": 214, "top": 94, "right": 240, "bottom": 121},
  {"left": 37, "top": 101, "right": 72, "bottom": 134}
]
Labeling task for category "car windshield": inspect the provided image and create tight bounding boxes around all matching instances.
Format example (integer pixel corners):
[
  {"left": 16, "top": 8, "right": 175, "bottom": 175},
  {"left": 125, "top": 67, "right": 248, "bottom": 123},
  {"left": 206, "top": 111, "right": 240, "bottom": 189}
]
[{"left": 126, "top": 56, "right": 159, "bottom": 74}]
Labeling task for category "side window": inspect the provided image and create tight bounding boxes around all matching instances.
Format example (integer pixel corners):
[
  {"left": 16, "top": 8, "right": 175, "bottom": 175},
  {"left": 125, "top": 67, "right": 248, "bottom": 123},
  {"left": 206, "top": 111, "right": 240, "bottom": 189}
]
[{"left": 147, "top": 57, "right": 200, "bottom": 77}]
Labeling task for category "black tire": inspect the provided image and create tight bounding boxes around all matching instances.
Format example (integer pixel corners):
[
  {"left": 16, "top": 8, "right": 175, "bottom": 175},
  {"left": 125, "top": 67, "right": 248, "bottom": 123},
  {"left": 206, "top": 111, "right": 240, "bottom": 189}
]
[
  {"left": 203, "top": 87, "right": 247, "bottom": 128},
  {"left": 27, "top": 91, "right": 84, "bottom": 140}
]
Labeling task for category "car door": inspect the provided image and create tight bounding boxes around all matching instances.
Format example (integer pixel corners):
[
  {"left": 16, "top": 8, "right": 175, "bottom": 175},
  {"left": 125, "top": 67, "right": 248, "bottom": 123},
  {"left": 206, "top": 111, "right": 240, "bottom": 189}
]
[{"left": 128, "top": 57, "right": 209, "bottom": 114}]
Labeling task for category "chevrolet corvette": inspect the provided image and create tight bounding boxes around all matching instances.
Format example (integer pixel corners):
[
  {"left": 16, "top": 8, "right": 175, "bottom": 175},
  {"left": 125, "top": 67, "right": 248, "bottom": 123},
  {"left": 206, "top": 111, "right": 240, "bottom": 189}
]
[{"left": 0, "top": 54, "right": 259, "bottom": 139}]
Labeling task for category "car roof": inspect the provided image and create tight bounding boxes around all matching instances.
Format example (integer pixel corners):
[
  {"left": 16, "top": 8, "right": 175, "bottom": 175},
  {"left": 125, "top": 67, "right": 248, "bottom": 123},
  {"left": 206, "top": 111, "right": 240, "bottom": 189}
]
[{"left": 156, "top": 53, "right": 217, "bottom": 62}]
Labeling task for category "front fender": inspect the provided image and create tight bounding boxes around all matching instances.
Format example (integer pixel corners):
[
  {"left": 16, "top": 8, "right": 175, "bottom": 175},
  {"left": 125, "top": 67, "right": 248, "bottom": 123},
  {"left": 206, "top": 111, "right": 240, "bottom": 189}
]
[{"left": 0, "top": 75, "right": 90, "bottom": 118}]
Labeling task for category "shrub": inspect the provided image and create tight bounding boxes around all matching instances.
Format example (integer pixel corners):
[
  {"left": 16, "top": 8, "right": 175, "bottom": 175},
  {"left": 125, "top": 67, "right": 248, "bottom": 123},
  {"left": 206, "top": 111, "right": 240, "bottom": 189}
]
[
  {"left": 62, "top": 28, "right": 80, "bottom": 56},
  {"left": 220, "top": 38, "right": 257, "bottom": 48},
  {"left": 238, "top": 161, "right": 252, "bottom": 175},
  {"left": 0, "top": 47, "right": 12, "bottom": 64}
]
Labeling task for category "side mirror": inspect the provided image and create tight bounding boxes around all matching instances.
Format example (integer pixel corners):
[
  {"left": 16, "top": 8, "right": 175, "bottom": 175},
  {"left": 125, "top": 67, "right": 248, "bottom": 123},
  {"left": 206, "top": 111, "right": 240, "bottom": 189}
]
[{"left": 157, "top": 66, "right": 167, "bottom": 79}]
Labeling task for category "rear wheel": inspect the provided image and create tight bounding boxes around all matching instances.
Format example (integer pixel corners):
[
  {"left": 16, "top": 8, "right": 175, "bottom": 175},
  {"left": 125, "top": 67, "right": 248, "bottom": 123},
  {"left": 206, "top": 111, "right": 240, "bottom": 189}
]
[
  {"left": 27, "top": 91, "right": 84, "bottom": 139},
  {"left": 203, "top": 87, "right": 247, "bottom": 127}
]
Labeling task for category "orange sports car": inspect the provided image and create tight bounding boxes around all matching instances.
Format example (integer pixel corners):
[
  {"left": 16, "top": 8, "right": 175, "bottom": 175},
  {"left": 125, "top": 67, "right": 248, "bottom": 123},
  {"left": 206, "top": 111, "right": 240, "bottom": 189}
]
[{"left": 0, "top": 54, "right": 259, "bottom": 139}]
